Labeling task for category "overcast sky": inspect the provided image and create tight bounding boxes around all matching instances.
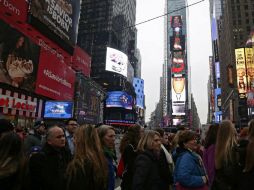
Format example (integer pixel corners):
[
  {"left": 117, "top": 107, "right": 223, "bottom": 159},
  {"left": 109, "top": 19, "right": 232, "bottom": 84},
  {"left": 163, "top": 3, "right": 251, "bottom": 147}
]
[{"left": 136, "top": 0, "right": 212, "bottom": 124}]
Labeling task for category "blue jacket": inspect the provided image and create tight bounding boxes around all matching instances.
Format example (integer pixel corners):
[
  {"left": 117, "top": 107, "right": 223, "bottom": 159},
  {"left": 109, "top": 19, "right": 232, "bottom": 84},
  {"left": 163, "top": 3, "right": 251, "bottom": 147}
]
[
  {"left": 174, "top": 149, "right": 206, "bottom": 188},
  {"left": 105, "top": 154, "right": 116, "bottom": 190}
]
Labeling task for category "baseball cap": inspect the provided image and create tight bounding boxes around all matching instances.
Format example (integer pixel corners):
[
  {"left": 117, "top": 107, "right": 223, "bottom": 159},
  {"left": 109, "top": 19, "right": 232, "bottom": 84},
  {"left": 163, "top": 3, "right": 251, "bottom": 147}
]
[{"left": 34, "top": 119, "right": 45, "bottom": 129}]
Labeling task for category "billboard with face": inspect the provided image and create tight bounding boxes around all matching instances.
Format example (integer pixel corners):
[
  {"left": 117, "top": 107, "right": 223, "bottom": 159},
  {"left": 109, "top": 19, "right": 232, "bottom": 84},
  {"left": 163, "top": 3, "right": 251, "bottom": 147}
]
[
  {"left": 170, "top": 36, "right": 185, "bottom": 51},
  {"left": 105, "top": 47, "right": 128, "bottom": 77},
  {"left": 172, "top": 51, "right": 185, "bottom": 75},
  {"left": 29, "top": 0, "right": 81, "bottom": 46},
  {"left": 245, "top": 48, "right": 254, "bottom": 90},
  {"left": 172, "top": 77, "right": 186, "bottom": 115},
  {"left": 235, "top": 48, "right": 247, "bottom": 98},
  {"left": 171, "top": 15, "right": 182, "bottom": 28},
  {"left": 0, "top": 20, "right": 40, "bottom": 91}
]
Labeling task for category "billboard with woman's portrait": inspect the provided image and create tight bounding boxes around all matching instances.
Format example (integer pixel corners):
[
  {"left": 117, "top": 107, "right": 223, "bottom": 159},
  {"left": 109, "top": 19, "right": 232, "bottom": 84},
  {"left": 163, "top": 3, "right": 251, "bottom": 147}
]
[{"left": 0, "top": 20, "right": 40, "bottom": 91}]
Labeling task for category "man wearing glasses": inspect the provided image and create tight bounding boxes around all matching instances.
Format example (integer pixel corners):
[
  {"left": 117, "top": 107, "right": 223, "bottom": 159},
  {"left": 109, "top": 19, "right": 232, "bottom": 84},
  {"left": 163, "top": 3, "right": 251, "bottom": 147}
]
[{"left": 65, "top": 118, "right": 79, "bottom": 155}]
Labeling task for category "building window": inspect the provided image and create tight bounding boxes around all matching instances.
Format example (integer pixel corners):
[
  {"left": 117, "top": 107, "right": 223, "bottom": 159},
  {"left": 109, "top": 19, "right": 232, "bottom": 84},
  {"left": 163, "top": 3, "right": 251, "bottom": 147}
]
[{"left": 245, "top": 5, "right": 248, "bottom": 10}]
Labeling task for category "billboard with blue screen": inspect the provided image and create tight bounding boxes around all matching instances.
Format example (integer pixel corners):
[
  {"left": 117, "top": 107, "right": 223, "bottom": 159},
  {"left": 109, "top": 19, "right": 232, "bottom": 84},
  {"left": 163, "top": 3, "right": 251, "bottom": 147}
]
[
  {"left": 44, "top": 101, "right": 73, "bottom": 119},
  {"left": 133, "top": 78, "right": 144, "bottom": 109},
  {"left": 106, "top": 91, "right": 133, "bottom": 110}
]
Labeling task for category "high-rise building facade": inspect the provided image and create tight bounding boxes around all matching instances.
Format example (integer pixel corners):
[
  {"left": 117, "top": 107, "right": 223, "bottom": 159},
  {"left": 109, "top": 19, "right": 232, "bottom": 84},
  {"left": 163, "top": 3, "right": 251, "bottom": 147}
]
[
  {"left": 164, "top": 0, "right": 191, "bottom": 127},
  {"left": 78, "top": 0, "right": 141, "bottom": 126},
  {"left": 209, "top": 0, "right": 254, "bottom": 126}
]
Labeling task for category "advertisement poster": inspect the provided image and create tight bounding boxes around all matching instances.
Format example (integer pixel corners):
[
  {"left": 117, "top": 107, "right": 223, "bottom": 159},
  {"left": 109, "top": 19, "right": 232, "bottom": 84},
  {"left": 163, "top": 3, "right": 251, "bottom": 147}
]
[
  {"left": 171, "top": 77, "right": 186, "bottom": 115},
  {"left": 0, "top": 20, "right": 40, "bottom": 91},
  {"left": 245, "top": 48, "right": 254, "bottom": 90},
  {"left": 75, "top": 74, "right": 102, "bottom": 124},
  {"left": 235, "top": 48, "right": 247, "bottom": 98},
  {"left": 30, "top": 0, "right": 81, "bottom": 45},
  {"left": 72, "top": 46, "right": 91, "bottom": 77},
  {"left": 35, "top": 47, "right": 75, "bottom": 100},
  {"left": 171, "top": 15, "right": 182, "bottom": 28},
  {"left": 105, "top": 47, "right": 128, "bottom": 77},
  {"left": 172, "top": 51, "right": 185, "bottom": 74},
  {"left": 43, "top": 101, "right": 73, "bottom": 119},
  {"left": 170, "top": 36, "right": 185, "bottom": 51},
  {"left": 106, "top": 91, "right": 133, "bottom": 110}
]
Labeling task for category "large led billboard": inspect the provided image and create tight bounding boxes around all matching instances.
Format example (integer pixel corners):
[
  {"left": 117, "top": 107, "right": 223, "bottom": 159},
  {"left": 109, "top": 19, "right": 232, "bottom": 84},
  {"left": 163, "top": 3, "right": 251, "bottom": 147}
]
[
  {"left": 170, "top": 36, "right": 185, "bottom": 51},
  {"left": 170, "top": 16, "right": 182, "bottom": 28},
  {"left": 29, "top": 0, "right": 81, "bottom": 46},
  {"left": 43, "top": 101, "right": 73, "bottom": 119},
  {"left": 171, "top": 77, "right": 186, "bottom": 115},
  {"left": 105, "top": 47, "right": 128, "bottom": 77},
  {"left": 106, "top": 91, "right": 133, "bottom": 110},
  {"left": 0, "top": 20, "right": 40, "bottom": 91},
  {"left": 235, "top": 48, "right": 247, "bottom": 98},
  {"left": 245, "top": 48, "right": 254, "bottom": 90},
  {"left": 172, "top": 51, "right": 185, "bottom": 75}
]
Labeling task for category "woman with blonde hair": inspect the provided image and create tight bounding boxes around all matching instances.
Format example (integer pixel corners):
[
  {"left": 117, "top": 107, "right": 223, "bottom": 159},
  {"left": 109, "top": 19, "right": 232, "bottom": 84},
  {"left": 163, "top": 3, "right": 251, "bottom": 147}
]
[
  {"left": 66, "top": 125, "right": 108, "bottom": 190},
  {"left": 211, "top": 120, "right": 240, "bottom": 190},
  {"left": 132, "top": 130, "right": 163, "bottom": 190},
  {"left": 97, "top": 125, "right": 116, "bottom": 190}
]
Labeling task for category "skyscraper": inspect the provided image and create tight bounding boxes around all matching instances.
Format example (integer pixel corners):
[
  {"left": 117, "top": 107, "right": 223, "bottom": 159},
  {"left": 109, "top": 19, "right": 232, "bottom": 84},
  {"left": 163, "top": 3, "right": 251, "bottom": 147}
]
[
  {"left": 164, "top": 0, "right": 191, "bottom": 127},
  {"left": 210, "top": 0, "right": 254, "bottom": 125},
  {"left": 78, "top": 0, "right": 139, "bottom": 125}
]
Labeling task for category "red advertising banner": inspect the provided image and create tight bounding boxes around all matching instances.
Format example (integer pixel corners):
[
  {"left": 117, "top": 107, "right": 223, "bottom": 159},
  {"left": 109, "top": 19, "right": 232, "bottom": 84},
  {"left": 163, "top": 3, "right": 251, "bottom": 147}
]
[
  {"left": 72, "top": 46, "right": 91, "bottom": 77},
  {"left": 0, "top": 0, "right": 28, "bottom": 23},
  {"left": 36, "top": 48, "right": 75, "bottom": 100}
]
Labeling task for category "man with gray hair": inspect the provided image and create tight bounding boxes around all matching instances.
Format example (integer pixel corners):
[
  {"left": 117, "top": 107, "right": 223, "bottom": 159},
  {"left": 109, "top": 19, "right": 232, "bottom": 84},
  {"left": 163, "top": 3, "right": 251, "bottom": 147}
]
[{"left": 29, "top": 126, "right": 71, "bottom": 190}]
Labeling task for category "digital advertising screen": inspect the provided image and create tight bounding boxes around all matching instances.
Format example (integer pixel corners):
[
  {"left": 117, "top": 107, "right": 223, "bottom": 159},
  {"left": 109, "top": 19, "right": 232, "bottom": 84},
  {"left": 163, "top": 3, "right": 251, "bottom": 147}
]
[
  {"left": 235, "top": 48, "right": 247, "bottom": 98},
  {"left": 245, "top": 48, "right": 254, "bottom": 91},
  {"left": 43, "top": 101, "right": 73, "bottom": 119},
  {"left": 170, "top": 36, "right": 185, "bottom": 51},
  {"left": 105, "top": 47, "right": 128, "bottom": 77},
  {"left": 171, "top": 15, "right": 182, "bottom": 28},
  {"left": 29, "top": 0, "right": 81, "bottom": 46},
  {"left": 106, "top": 91, "right": 133, "bottom": 110},
  {"left": 0, "top": 20, "right": 40, "bottom": 91},
  {"left": 172, "top": 51, "right": 185, "bottom": 74},
  {"left": 171, "top": 77, "right": 186, "bottom": 116}
]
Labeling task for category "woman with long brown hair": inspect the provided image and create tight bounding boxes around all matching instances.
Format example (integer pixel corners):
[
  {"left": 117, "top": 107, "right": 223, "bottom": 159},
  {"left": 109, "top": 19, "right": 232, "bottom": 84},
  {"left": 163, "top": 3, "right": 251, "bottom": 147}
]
[
  {"left": 240, "top": 119, "right": 254, "bottom": 189},
  {"left": 211, "top": 120, "right": 240, "bottom": 190},
  {"left": 119, "top": 125, "right": 142, "bottom": 190},
  {"left": 65, "top": 125, "right": 108, "bottom": 190}
]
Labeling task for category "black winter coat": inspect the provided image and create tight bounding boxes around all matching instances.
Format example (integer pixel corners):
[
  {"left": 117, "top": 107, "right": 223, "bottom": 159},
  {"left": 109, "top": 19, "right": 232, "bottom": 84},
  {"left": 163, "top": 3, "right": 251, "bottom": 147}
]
[
  {"left": 132, "top": 149, "right": 161, "bottom": 190},
  {"left": 121, "top": 144, "right": 137, "bottom": 190},
  {"left": 28, "top": 143, "right": 71, "bottom": 190},
  {"left": 65, "top": 160, "right": 107, "bottom": 190}
]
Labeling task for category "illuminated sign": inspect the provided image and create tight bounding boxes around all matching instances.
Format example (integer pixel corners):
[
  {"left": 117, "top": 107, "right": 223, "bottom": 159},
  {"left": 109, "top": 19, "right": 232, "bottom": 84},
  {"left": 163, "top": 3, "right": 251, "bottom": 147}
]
[
  {"left": 105, "top": 47, "right": 128, "bottom": 77},
  {"left": 235, "top": 48, "right": 247, "bottom": 98}
]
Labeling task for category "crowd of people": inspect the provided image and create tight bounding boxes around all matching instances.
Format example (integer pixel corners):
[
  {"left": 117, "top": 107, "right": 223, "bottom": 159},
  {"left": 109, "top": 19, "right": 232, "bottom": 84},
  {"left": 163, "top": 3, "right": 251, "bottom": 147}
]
[{"left": 0, "top": 118, "right": 254, "bottom": 190}]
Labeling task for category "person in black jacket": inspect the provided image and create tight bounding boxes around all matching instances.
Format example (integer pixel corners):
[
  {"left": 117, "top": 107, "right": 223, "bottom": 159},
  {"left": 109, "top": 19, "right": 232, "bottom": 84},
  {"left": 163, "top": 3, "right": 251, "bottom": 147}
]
[
  {"left": 29, "top": 126, "right": 71, "bottom": 190},
  {"left": 119, "top": 125, "right": 142, "bottom": 190},
  {"left": 239, "top": 119, "right": 254, "bottom": 190},
  {"left": 132, "top": 130, "right": 163, "bottom": 190},
  {"left": 65, "top": 125, "right": 108, "bottom": 190},
  {"left": 212, "top": 120, "right": 240, "bottom": 190}
]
